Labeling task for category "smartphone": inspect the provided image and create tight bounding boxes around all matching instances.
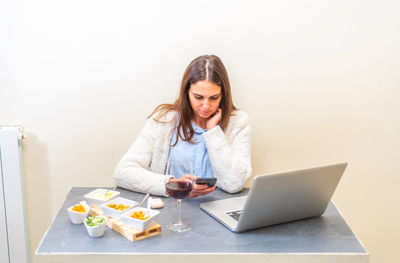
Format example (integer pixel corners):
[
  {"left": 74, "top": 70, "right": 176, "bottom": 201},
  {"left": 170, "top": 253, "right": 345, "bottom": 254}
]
[{"left": 196, "top": 178, "right": 217, "bottom": 187}]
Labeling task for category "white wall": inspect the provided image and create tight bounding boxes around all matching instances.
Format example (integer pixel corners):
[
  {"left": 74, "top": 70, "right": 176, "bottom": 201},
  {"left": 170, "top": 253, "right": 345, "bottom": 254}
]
[{"left": 1, "top": 0, "right": 399, "bottom": 262}]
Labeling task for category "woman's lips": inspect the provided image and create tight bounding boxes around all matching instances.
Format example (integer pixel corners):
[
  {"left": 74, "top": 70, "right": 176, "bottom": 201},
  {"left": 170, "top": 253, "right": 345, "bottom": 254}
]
[{"left": 200, "top": 110, "right": 210, "bottom": 115}]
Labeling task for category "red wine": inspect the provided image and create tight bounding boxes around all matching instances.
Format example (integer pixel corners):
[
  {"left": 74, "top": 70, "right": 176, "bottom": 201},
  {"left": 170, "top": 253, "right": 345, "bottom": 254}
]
[{"left": 166, "top": 181, "right": 193, "bottom": 199}]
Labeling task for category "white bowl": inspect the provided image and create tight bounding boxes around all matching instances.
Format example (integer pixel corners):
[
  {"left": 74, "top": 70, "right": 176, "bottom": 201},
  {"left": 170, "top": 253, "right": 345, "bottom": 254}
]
[
  {"left": 84, "top": 188, "right": 120, "bottom": 208},
  {"left": 121, "top": 207, "right": 160, "bottom": 231},
  {"left": 67, "top": 203, "right": 90, "bottom": 224},
  {"left": 101, "top": 197, "right": 138, "bottom": 217},
  {"left": 84, "top": 216, "right": 107, "bottom": 237}
]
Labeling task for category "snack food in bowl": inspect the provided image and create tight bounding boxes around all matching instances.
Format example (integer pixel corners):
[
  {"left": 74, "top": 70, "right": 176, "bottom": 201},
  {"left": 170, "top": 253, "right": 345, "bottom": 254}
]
[
  {"left": 131, "top": 210, "right": 148, "bottom": 220},
  {"left": 101, "top": 197, "right": 138, "bottom": 217},
  {"left": 67, "top": 202, "right": 90, "bottom": 224},
  {"left": 84, "top": 188, "right": 120, "bottom": 208},
  {"left": 108, "top": 203, "right": 129, "bottom": 210},
  {"left": 84, "top": 216, "right": 107, "bottom": 237},
  {"left": 121, "top": 207, "right": 160, "bottom": 231}
]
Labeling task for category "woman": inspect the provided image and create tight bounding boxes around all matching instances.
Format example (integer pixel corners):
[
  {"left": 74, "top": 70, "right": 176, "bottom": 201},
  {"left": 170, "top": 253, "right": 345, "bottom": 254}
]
[{"left": 113, "top": 55, "right": 252, "bottom": 197}]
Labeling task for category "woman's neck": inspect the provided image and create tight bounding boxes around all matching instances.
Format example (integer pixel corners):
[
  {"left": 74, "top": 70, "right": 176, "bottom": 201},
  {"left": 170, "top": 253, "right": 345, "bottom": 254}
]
[{"left": 193, "top": 117, "right": 207, "bottom": 130}]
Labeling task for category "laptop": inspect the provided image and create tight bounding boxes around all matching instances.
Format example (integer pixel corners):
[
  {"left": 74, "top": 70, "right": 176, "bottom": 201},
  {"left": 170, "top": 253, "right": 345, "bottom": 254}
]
[{"left": 200, "top": 162, "right": 347, "bottom": 232}]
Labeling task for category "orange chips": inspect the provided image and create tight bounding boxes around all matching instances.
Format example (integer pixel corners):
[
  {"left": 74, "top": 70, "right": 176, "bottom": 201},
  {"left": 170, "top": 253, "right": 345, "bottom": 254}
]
[
  {"left": 72, "top": 204, "right": 86, "bottom": 213},
  {"left": 130, "top": 210, "right": 149, "bottom": 220},
  {"left": 107, "top": 203, "right": 130, "bottom": 211}
]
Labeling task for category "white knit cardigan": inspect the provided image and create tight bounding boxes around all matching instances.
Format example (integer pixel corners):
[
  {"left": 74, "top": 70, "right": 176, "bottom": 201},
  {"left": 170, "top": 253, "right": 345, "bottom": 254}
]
[{"left": 113, "top": 109, "right": 252, "bottom": 196}]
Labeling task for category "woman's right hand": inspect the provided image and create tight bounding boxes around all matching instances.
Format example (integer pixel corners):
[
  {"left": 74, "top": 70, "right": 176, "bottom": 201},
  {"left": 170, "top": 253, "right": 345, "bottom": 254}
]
[
  {"left": 206, "top": 108, "right": 222, "bottom": 130},
  {"left": 182, "top": 174, "right": 216, "bottom": 198}
]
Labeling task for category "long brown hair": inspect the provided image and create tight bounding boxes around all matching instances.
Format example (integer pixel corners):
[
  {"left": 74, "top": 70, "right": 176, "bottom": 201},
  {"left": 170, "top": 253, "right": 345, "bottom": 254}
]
[{"left": 149, "top": 55, "right": 237, "bottom": 145}]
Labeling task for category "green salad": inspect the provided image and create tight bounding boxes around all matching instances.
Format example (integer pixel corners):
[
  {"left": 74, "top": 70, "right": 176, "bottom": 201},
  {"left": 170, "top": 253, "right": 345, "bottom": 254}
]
[{"left": 85, "top": 216, "right": 106, "bottom": 227}]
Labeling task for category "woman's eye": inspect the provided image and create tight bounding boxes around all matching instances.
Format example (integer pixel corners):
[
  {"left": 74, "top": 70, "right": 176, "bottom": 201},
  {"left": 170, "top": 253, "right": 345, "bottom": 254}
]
[
  {"left": 195, "top": 96, "right": 202, "bottom": 99},
  {"left": 211, "top": 97, "right": 218, "bottom": 101}
]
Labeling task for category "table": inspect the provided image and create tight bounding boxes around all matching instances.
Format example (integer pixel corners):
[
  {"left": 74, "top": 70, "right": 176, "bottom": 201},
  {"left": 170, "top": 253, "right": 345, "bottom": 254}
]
[{"left": 35, "top": 187, "right": 369, "bottom": 263}]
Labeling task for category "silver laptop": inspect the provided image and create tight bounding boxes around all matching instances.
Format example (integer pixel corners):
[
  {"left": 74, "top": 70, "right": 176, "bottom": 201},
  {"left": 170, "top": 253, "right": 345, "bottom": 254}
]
[{"left": 200, "top": 162, "right": 347, "bottom": 232}]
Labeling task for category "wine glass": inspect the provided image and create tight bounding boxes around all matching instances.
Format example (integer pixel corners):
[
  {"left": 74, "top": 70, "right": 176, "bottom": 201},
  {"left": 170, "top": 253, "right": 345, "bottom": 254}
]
[{"left": 165, "top": 158, "right": 194, "bottom": 232}]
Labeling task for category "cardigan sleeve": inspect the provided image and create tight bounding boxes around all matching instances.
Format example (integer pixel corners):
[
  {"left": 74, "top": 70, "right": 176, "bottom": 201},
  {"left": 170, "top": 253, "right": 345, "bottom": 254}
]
[
  {"left": 202, "top": 111, "right": 252, "bottom": 193},
  {"left": 112, "top": 117, "right": 171, "bottom": 196}
]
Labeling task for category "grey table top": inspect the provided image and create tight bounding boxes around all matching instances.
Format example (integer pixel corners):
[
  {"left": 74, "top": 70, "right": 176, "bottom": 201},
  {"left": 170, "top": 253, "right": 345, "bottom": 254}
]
[{"left": 36, "top": 187, "right": 367, "bottom": 255}]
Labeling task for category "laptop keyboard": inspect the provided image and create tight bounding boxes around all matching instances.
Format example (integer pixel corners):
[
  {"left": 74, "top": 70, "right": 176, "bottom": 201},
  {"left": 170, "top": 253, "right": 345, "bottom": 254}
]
[{"left": 226, "top": 210, "right": 242, "bottom": 221}]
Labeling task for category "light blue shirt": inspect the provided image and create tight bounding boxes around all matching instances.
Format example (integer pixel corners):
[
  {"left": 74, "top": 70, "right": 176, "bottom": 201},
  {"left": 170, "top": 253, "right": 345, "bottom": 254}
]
[{"left": 168, "top": 122, "right": 215, "bottom": 179}]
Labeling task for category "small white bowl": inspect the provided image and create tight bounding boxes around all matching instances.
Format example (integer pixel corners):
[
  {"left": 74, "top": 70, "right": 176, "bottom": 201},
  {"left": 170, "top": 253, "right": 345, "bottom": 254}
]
[
  {"left": 67, "top": 203, "right": 90, "bottom": 224},
  {"left": 102, "top": 197, "right": 138, "bottom": 217},
  {"left": 84, "top": 216, "right": 107, "bottom": 237},
  {"left": 121, "top": 207, "right": 160, "bottom": 231},
  {"left": 84, "top": 188, "right": 120, "bottom": 208}
]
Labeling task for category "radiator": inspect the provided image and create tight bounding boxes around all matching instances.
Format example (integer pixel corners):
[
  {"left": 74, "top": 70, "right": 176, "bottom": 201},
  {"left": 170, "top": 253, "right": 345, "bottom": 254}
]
[{"left": 0, "top": 125, "right": 29, "bottom": 263}]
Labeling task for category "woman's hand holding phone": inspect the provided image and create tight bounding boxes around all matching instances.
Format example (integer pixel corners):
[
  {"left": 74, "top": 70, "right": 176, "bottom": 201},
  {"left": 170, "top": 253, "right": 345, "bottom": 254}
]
[
  {"left": 181, "top": 174, "right": 216, "bottom": 198},
  {"left": 206, "top": 108, "right": 222, "bottom": 130}
]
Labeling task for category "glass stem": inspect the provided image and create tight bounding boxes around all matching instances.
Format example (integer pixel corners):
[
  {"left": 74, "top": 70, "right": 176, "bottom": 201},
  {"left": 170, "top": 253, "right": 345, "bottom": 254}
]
[{"left": 177, "top": 199, "right": 183, "bottom": 224}]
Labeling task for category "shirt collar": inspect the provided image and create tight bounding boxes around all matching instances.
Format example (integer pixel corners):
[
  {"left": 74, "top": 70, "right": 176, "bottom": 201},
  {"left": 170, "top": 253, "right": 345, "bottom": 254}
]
[{"left": 192, "top": 122, "right": 207, "bottom": 134}]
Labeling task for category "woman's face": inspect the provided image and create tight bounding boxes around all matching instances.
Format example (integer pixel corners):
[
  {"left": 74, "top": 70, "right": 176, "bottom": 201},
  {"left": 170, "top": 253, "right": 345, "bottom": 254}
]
[{"left": 188, "top": 80, "right": 222, "bottom": 121}]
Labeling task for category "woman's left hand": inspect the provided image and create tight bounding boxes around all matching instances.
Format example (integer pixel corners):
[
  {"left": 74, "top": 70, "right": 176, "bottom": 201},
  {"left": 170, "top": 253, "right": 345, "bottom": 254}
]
[
  {"left": 206, "top": 108, "right": 222, "bottom": 130},
  {"left": 182, "top": 174, "right": 217, "bottom": 198}
]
